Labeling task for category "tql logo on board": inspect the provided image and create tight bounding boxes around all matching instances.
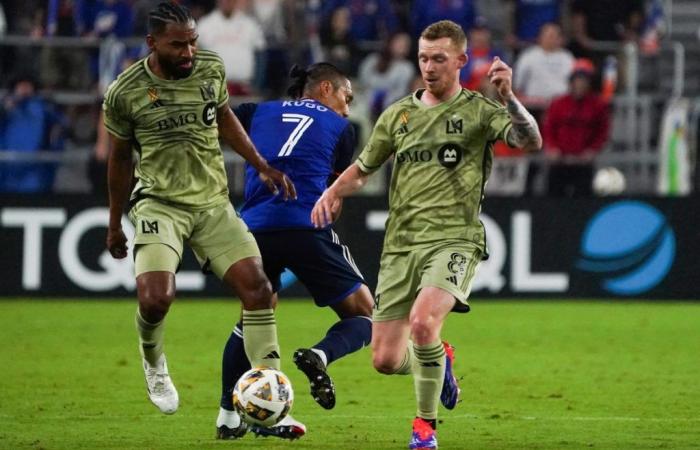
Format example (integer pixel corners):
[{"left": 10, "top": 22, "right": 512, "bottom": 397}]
[{"left": 577, "top": 201, "right": 676, "bottom": 295}]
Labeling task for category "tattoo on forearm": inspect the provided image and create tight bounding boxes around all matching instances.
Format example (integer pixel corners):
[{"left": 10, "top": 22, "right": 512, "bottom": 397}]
[{"left": 506, "top": 98, "right": 542, "bottom": 150}]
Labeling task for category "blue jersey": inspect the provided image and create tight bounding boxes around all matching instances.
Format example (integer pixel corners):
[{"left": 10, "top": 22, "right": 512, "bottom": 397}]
[{"left": 235, "top": 99, "right": 356, "bottom": 231}]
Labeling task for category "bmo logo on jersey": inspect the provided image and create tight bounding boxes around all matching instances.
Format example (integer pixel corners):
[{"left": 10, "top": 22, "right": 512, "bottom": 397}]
[
  {"left": 202, "top": 102, "right": 217, "bottom": 126},
  {"left": 438, "top": 144, "right": 462, "bottom": 168},
  {"left": 156, "top": 112, "right": 197, "bottom": 131}
]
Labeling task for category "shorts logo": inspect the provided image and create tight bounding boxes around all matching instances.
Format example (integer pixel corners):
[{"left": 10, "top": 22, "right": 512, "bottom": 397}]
[
  {"left": 202, "top": 102, "right": 217, "bottom": 126},
  {"left": 447, "top": 252, "right": 466, "bottom": 275},
  {"left": 141, "top": 220, "right": 159, "bottom": 234},
  {"left": 373, "top": 293, "right": 381, "bottom": 310},
  {"left": 438, "top": 144, "right": 462, "bottom": 168}
]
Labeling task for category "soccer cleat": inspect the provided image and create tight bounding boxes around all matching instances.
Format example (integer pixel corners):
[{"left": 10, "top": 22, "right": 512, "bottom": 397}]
[
  {"left": 215, "top": 407, "right": 248, "bottom": 440},
  {"left": 250, "top": 414, "right": 306, "bottom": 440},
  {"left": 293, "top": 348, "right": 336, "bottom": 409},
  {"left": 217, "top": 423, "right": 248, "bottom": 440},
  {"left": 409, "top": 417, "right": 438, "bottom": 449},
  {"left": 143, "top": 354, "right": 179, "bottom": 414},
  {"left": 440, "top": 341, "right": 460, "bottom": 410}
]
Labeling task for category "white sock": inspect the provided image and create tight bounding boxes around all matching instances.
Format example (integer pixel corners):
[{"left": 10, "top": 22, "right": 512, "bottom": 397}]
[
  {"left": 216, "top": 407, "right": 241, "bottom": 428},
  {"left": 311, "top": 348, "right": 328, "bottom": 367}
]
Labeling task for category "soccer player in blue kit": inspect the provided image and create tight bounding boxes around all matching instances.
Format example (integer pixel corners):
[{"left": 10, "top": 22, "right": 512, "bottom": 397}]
[{"left": 216, "top": 63, "right": 374, "bottom": 440}]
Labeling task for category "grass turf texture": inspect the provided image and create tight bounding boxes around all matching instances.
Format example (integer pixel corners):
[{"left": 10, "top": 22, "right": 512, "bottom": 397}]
[{"left": 0, "top": 299, "right": 698, "bottom": 449}]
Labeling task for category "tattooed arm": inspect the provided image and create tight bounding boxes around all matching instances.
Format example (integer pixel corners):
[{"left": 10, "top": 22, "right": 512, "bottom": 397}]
[
  {"left": 487, "top": 57, "right": 543, "bottom": 152},
  {"left": 505, "top": 96, "right": 542, "bottom": 152}
]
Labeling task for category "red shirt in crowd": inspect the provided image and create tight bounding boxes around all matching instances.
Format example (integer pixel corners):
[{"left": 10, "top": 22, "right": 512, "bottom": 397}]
[{"left": 542, "top": 92, "right": 610, "bottom": 156}]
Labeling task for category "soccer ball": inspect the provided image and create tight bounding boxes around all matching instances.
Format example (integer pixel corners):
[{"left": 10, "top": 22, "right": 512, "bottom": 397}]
[
  {"left": 593, "top": 167, "right": 626, "bottom": 196},
  {"left": 232, "top": 367, "right": 294, "bottom": 427}
]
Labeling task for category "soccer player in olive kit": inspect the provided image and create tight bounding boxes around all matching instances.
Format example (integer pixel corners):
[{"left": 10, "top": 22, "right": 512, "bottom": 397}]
[
  {"left": 104, "top": 1, "right": 295, "bottom": 415},
  {"left": 216, "top": 63, "right": 374, "bottom": 440},
  {"left": 312, "top": 20, "right": 542, "bottom": 449}
]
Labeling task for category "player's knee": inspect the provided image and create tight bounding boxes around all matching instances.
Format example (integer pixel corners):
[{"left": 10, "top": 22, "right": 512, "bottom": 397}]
[
  {"left": 409, "top": 315, "right": 437, "bottom": 344},
  {"left": 239, "top": 276, "right": 274, "bottom": 310},
  {"left": 138, "top": 287, "right": 174, "bottom": 322},
  {"left": 372, "top": 350, "right": 401, "bottom": 374}
]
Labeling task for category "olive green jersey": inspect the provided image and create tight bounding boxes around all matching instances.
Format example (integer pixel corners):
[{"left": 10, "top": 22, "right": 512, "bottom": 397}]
[
  {"left": 356, "top": 88, "right": 514, "bottom": 254},
  {"left": 103, "top": 50, "right": 230, "bottom": 210}
]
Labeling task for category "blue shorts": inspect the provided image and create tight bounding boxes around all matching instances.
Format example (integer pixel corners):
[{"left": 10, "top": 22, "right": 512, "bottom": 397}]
[{"left": 253, "top": 228, "right": 365, "bottom": 307}]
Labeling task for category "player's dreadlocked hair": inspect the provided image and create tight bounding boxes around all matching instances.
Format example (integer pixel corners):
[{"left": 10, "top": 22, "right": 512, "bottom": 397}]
[
  {"left": 148, "top": 1, "right": 193, "bottom": 35},
  {"left": 286, "top": 63, "right": 347, "bottom": 99}
]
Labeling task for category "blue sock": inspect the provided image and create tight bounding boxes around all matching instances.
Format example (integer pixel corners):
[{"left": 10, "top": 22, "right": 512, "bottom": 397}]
[
  {"left": 313, "top": 316, "right": 372, "bottom": 366},
  {"left": 220, "top": 321, "right": 251, "bottom": 410}
]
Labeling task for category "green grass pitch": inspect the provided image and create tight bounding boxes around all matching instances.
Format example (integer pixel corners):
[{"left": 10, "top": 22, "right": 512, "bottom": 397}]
[{"left": 1, "top": 299, "right": 699, "bottom": 449}]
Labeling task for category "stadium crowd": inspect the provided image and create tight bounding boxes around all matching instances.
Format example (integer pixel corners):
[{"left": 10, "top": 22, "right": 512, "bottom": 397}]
[{"left": 0, "top": 0, "right": 675, "bottom": 196}]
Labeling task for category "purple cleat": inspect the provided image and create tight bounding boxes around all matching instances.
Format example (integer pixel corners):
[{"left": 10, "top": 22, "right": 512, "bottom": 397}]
[
  {"left": 440, "top": 341, "right": 460, "bottom": 409},
  {"left": 409, "top": 417, "right": 438, "bottom": 450}
]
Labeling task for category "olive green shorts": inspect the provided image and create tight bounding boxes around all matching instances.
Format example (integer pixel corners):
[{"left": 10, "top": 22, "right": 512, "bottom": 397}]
[
  {"left": 129, "top": 199, "right": 260, "bottom": 279},
  {"left": 373, "top": 240, "right": 482, "bottom": 322}
]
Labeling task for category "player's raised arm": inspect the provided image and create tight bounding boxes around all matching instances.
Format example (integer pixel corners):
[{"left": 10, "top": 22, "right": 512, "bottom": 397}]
[
  {"left": 487, "top": 56, "right": 543, "bottom": 152},
  {"left": 217, "top": 105, "right": 297, "bottom": 200},
  {"left": 311, "top": 163, "right": 370, "bottom": 228},
  {"left": 106, "top": 135, "right": 133, "bottom": 259}
]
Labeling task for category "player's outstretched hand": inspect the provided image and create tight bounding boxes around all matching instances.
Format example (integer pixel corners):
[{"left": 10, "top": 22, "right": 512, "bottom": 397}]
[
  {"left": 487, "top": 56, "right": 514, "bottom": 101},
  {"left": 107, "top": 227, "right": 128, "bottom": 259},
  {"left": 259, "top": 166, "right": 297, "bottom": 201},
  {"left": 311, "top": 189, "right": 342, "bottom": 228}
]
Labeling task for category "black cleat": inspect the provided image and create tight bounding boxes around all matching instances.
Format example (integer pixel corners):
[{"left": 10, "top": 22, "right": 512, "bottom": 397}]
[
  {"left": 250, "top": 424, "right": 305, "bottom": 440},
  {"left": 216, "top": 422, "right": 248, "bottom": 440},
  {"left": 249, "top": 415, "right": 306, "bottom": 440},
  {"left": 293, "top": 348, "right": 336, "bottom": 409}
]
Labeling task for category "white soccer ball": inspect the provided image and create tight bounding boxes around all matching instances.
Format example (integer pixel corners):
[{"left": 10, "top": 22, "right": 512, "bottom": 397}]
[
  {"left": 593, "top": 167, "right": 626, "bottom": 196},
  {"left": 232, "top": 367, "right": 294, "bottom": 427}
]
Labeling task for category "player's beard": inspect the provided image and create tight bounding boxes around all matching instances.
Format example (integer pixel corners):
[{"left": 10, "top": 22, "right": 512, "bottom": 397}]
[{"left": 159, "top": 54, "right": 194, "bottom": 79}]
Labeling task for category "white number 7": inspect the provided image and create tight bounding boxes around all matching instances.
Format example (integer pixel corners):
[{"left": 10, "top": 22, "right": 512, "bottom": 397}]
[{"left": 278, "top": 113, "right": 314, "bottom": 157}]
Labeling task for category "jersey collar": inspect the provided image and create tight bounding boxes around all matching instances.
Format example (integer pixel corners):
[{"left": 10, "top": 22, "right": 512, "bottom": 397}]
[{"left": 412, "top": 88, "right": 464, "bottom": 110}]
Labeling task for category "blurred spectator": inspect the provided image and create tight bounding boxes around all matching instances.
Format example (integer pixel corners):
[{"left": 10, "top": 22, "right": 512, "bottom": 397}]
[
  {"left": 0, "top": 3, "right": 6, "bottom": 35},
  {"left": 76, "top": 0, "right": 134, "bottom": 38},
  {"left": 410, "top": 0, "right": 477, "bottom": 38},
  {"left": 570, "top": 0, "right": 644, "bottom": 56},
  {"left": 198, "top": 0, "right": 266, "bottom": 95},
  {"left": 251, "top": 0, "right": 291, "bottom": 97},
  {"left": 639, "top": 0, "right": 666, "bottom": 55},
  {"left": 252, "top": 0, "right": 288, "bottom": 44},
  {"left": 513, "top": 23, "right": 573, "bottom": 118},
  {"left": 320, "top": 6, "right": 360, "bottom": 77},
  {"left": 320, "top": 0, "right": 399, "bottom": 42},
  {"left": 358, "top": 32, "right": 415, "bottom": 122},
  {"left": 0, "top": 76, "right": 65, "bottom": 193},
  {"left": 3, "top": 0, "right": 45, "bottom": 83},
  {"left": 41, "top": 0, "right": 111, "bottom": 90},
  {"left": 459, "top": 24, "right": 505, "bottom": 94},
  {"left": 0, "top": 3, "right": 5, "bottom": 77},
  {"left": 543, "top": 59, "right": 611, "bottom": 197},
  {"left": 504, "top": 0, "right": 562, "bottom": 51}
]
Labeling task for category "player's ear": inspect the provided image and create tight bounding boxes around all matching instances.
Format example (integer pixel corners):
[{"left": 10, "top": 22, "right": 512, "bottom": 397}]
[
  {"left": 146, "top": 34, "right": 156, "bottom": 52},
  {"left": 457, "top": 52, "right": 468, "bottom": 68},
  {"left": 320, "top": 80, "right": 333, "bottom": 97}
]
